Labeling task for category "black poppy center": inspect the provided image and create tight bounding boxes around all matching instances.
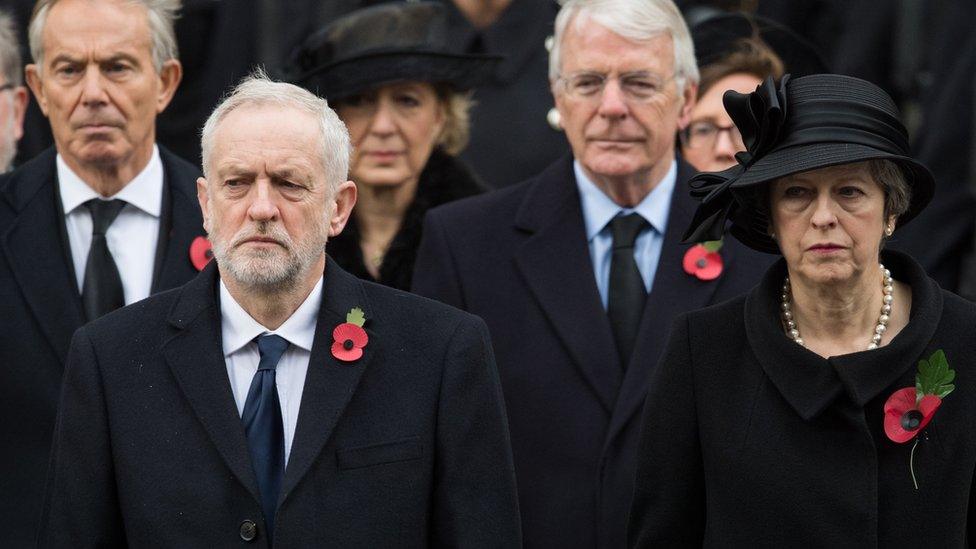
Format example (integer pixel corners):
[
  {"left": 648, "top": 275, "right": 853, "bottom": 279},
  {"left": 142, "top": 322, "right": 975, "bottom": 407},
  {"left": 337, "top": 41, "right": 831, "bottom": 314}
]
[
  {"left": 342, "top": 339, "right": 355, "bottom": 350},
  {"left": 695, "top": 258, "right": 707, "bottom": 268},
  {"left": 205, "top": 249, "right": 213, "bottom": 259},
  {"left": 900, "top": 409, "right": 923, "bottom": 431}
]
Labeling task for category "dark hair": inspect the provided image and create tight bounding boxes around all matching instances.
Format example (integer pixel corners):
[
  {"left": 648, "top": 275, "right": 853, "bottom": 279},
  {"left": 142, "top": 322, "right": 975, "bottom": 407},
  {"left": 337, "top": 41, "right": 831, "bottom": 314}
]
[{"left": 697, "top": 37, "right": 784, "bottom": 99}]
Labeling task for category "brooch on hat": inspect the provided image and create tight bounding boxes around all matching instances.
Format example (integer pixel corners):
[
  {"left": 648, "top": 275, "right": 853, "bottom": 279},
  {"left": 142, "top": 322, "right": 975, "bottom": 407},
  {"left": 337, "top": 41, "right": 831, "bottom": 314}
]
[
  {"left": 883, "top": 349, "right": 954, "bottom": 489},
  {"left": 332, "top": 307, "right": 369, "bottom": 363},
  {"left": 189, "top": 236, "right": 214, "bottom": 271},
  {"left": 682, "top": 239, "right": 724, "bottom": 281}
]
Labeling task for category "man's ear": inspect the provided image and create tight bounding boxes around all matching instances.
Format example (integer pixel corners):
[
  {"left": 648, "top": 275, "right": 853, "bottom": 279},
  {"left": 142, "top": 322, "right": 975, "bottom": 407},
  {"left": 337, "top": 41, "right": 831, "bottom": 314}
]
[
  {"left": 155, "top": 59, "right": 183, "bottom": 114},
  {"left": 196, "top": 176, "right": 211, "bottom": 232},
  {"left": 328, "top": 180, "right": 358, "bottom": 237},
  {"left": 11, "top": 86, "right": 28, "bottom": 141},
  {"left": 677, "top": 81, "right": 698, "bottom": 130},
  {"left": 24, "top": 65, "right": 47, "bottom": 116}
]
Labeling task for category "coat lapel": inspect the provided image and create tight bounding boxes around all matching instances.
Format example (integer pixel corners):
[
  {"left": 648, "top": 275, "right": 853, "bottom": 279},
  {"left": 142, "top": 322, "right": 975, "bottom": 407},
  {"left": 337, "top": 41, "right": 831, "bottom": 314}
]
[
  {"left": 0, "top": 149, "right": 85, "bottom": 363},
  {"left": 152, "top": 147, "right": 205, "bottom": 292},
  {"left": 604, "top": 161, "right": 730, "bottom": 443},
  {"left": 161, "top": 262, "right": 261, "bottom": 503},
  {"left": 279, "top": 257, "right": 371, "bottom": 503},
  {"left": 514, "top": 158, "right": 622, "bottom": 412}
]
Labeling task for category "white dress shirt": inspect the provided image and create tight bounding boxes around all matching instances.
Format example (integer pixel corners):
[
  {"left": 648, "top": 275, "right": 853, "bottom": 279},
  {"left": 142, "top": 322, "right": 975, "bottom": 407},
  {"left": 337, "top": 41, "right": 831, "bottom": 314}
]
[
  {"left": 220, "top": 276, "right": 323, "bottom": 465},
  {"left": 58, "top": 146, "right": 163, "bottom": 304},
  {"left": 574, "top": 159, "right": 676, "bottom": 309}
]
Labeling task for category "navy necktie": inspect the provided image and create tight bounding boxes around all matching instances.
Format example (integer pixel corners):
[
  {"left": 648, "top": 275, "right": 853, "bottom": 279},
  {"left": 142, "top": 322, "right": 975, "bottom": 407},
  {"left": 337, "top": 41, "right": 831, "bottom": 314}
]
[
  {"left": 607, "top": 213, "right": 649, "bottom": 366},
  {"left": 81, "top": 199, "right": 126, "bottom": 321},
  {"left": 242, "top": 334, "right": 289, "bottom": 541}
]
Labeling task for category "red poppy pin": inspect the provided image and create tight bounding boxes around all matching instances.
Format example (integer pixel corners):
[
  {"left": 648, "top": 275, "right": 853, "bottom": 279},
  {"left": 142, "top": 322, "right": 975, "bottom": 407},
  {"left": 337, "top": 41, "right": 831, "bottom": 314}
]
[
  {"left": 682, "top": 239, "right": 724, "bottom": 281},
  {"left": 331, "top": 307, "right": 368, "bottom": 363},
  {"left": 189, "top": 236, "right": 214, "bottom": 271},
  {"left": 883, "top": 349, "right": 955, "bottom": 489}
]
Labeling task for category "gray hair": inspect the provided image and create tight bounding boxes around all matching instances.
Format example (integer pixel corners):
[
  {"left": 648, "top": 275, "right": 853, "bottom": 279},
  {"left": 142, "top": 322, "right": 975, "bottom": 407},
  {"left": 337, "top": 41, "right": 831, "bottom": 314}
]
[
  {"left": 28, "top": 0, "right": 180, "bottom": 73},
  {"left": 200, "top": 69, "right": 351, "bottom": 191},
  {"left": 869, "top": 159, "right": 912, "bottom": 222},
  {"left": 0, "top": 10, "right": 22, "bottom": 86},
  {"left": 549, "top": 0, "right": 699, "bottom": 92}
]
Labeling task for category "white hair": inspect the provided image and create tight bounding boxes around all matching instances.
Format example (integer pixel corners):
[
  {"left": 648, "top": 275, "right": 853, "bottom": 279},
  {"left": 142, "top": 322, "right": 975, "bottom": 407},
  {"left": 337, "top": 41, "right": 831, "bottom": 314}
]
[
  {"left": 549, "top": 0, "right": 699, "bottom": 92},
  {"left": 200, "top": 69, "right": 351, "bottom": 191},
  {"left": 0, "top": 9, "right": 22, "bottom": 86},
  {"left": 28, "top": 0, "right": 180, "bottom": 73}
]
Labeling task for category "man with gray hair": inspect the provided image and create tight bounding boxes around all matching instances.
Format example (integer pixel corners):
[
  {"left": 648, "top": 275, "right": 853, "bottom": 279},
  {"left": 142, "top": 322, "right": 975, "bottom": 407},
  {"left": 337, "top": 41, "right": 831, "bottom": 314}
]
[
  {"left": 39, "top": 73, "right": 520, "bottom": 547},
  {"left": 0, "top": 0, "right": 205, "bottom": 545},
  {"left": 0, "top": 9, "right": 28, "bottom": 173},
  {"left": 413, "top": 0, "right": 772, "bottom": 546}
]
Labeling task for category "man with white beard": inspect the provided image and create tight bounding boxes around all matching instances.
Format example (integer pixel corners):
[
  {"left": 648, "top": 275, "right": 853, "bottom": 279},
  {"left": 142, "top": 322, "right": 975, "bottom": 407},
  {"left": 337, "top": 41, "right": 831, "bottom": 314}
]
[
  {"left": 38, "top": 73, "right": 521, "bottom": 548},
  {"left": 0, "top": 10, "right": 28, "bottom": 173}
]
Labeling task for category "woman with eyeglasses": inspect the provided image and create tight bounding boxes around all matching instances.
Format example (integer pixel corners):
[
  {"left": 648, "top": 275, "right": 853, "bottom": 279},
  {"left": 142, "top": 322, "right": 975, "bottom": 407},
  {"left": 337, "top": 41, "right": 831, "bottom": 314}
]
[
  {"left": 679, "top": 14, "right": 828, "bottom": 173},
  {"left": 679, "top": 37, "right": 783, "bottom": 172}
]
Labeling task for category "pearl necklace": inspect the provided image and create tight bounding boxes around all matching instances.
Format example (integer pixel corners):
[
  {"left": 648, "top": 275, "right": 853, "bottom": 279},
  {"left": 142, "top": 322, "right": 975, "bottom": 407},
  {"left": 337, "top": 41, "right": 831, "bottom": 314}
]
[{"left": 781, "top": 264, "right": 894, "bottom": 350}]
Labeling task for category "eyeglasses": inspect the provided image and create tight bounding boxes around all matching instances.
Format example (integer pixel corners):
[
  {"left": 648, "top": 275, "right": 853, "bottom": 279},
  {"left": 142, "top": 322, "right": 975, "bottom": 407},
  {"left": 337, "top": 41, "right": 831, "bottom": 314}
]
[
  {"left": 680, "top": 121, "right": 745, "bottom": 150},
  {"left": 557, "top": 71, "right": 675, "bottom": 102}
]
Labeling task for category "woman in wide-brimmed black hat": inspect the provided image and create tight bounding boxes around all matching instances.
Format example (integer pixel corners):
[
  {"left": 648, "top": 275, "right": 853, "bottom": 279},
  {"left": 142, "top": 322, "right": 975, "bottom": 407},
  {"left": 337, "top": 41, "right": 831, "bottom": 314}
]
[
  {"left": 629, "top": 74, "right": 976, "bottom": 546},
  {"left": 287, "top": 2, "right": 499, "bottom": 290}
]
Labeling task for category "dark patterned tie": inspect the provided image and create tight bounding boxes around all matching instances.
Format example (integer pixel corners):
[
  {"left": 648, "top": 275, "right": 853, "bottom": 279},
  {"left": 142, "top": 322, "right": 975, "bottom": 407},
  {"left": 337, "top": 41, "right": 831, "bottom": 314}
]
[
  {"left": 81, "top": 199, "right": 126, "bottom": 321},
  {"left": 242, "top": 334, "right": 289, "bottom": 542},
  {"left": 607, "top": 213, "right": 649, "bottom": 366}
]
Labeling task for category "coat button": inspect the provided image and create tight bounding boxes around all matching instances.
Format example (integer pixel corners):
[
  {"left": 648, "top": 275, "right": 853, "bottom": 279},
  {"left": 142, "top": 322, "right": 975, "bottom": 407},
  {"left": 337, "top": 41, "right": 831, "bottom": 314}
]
[{"left": 239, "top": 520, "right": 257, "bottom": 542}]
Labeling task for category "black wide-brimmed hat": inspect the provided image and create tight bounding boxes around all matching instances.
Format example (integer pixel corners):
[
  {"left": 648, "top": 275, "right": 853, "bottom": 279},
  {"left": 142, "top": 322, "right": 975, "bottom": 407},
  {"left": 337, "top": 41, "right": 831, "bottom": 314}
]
[
  {"left": 285, "top": 2, "right": 501, "bottom": 100},
  {"left": 692, "top": 13, "right": 829, "bottom": 77},
  {"left": 683, "top": 74, "right": 936, "bottom": 254}
]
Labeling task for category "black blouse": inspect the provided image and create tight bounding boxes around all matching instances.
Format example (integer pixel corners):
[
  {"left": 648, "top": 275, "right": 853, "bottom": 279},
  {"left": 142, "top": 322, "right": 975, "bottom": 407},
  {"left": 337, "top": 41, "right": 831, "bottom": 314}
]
[
  {"left": 629, "top": 250, "right": 976, "bottom": 547},
  {"left": 326, "top": 149, "right": 486, "bottom": 291}
]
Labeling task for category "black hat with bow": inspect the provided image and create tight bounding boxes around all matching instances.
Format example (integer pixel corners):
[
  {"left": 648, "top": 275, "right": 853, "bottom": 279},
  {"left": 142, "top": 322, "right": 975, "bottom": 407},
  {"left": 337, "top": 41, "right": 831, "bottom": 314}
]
[
  {"left": 286, "top": 2, "right": 500, "bottom": 100},
  {"left": 682, "top": 73, "right": 935, "bottom": 254}
]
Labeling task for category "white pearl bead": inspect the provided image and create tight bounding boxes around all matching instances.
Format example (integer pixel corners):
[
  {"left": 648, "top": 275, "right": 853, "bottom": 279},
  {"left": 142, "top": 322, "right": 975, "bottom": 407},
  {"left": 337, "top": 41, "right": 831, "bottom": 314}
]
[
  {"left": 879, "top": 314, "right": 889, "bottom": 324},
  {"left": 789, "top": 329, "right": 800, "bottom": 339},
  {"left": 883, "top": 295, "right": 893, "bottom": 304},
  {"left": 794, "top": 338, "right": 804, "bottom": 346},
  {"left": 882, "top": 305, "right": 892, "bottom": 314},
  {"left": 872, "top": 333, "right": 882, "bottom": 343},
  {"left": 884, "top": 285, "right": 894, "bottom": 294},
  {"left": 875, "top": 324, "right": 887, "bottom": 334},
  {"left": 787, "top": 320, "right": 796, "bottom": 329},
  {"left": 783, "top": 310, "right": 793, "bottom": 320},
  {"left": 867, "top": 343, "right": 878, "bottom": 350}
]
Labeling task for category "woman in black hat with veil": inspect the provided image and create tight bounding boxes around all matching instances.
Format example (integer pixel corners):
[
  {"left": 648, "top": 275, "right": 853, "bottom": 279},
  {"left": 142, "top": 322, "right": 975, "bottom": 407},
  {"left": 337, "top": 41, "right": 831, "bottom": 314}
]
[
  {"left": 288, "top": 2, "right": 498, "bottom": 290},
  {"left": 629, "top": 74, "right": 976, "bottom": 546}
]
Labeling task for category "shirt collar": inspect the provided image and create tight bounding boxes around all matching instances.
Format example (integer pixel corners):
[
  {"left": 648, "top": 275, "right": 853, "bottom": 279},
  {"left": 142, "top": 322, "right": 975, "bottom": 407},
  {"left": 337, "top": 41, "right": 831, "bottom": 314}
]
[
  {"left": 574, "top": 158, "right": 677, "bottom": 241},
  {"left": 57, "top": 145, "right": 164, "bottom": 217},
  {"left": 219, "top": 276, "right": 324, "bottom": 357}
]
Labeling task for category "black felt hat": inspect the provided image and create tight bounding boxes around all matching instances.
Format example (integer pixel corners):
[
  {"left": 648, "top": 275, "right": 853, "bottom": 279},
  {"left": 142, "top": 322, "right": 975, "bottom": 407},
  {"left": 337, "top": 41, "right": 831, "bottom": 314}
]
[
  {"left": 683, "top": 74, "right": 936, "bottom": 254},
  {"left": 692, "top": 12, "right": 829, "bottom": 77},
  {"left": 286, "top": 2, "right": 501, "bottom": 100}
]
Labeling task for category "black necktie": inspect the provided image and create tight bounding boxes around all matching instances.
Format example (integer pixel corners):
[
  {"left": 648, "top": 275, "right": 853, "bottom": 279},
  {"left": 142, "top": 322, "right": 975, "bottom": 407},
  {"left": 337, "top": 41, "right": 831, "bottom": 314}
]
[
  {"left": 243, "top": 334, "right": 288, "bottom": 541},
  {"left": 607, "top": 213, "right": 649, "bottom": 365},
  {"left": 81, "top": 199, "right": 126, "bottom": 321}
]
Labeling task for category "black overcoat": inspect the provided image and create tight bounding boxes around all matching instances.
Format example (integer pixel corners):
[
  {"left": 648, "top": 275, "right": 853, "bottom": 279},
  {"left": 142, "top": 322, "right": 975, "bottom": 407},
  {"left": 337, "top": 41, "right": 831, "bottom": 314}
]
[
  {"left": 629, "top": 250, "right": 976, "bottom": 547},
  {"left": 412, "top": 155, "right": 773, "bottom": 548},
  {"left": 0, "top": 146, "right": 205, "bottom": 547},
  {"left": 38, "top": 258, "right": 521, "bottom": 548}
]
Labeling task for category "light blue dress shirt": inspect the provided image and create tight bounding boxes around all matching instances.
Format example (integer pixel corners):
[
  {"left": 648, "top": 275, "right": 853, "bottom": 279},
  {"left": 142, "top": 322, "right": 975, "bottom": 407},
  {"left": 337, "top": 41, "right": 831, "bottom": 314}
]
[{"left": 574, "top": 160, "right": 676, "bottom": 310}]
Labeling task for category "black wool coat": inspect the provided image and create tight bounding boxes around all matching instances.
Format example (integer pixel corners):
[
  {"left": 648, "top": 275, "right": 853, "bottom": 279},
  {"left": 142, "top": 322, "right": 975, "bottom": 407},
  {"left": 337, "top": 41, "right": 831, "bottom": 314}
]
[
  {"left": 328, "top": 149, "right": 486, "bottom": 291},
  {"left": 412, "top": 155, "right": 774, "bottom": 548},
  {"left": 39, "top": 258, "right": 521, "bottom": 548},
  {"left": 629, "top": 250, "right": 976, "bottom": 547},
  {"left": 0, "top": 146, "right": 205, "bottom": 547}
]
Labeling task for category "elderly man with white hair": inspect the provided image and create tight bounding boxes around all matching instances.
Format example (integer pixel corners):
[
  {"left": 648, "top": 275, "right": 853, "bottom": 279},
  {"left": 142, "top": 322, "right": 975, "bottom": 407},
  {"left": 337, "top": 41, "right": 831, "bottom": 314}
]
[
  {"left": 0, "top": 0, "right": 205, "bottom": 545},
  {"left": 0, "top": 9, "right": 28, "bottom": 173},
  {"left": 38, "top": 73, "right": 521, "bottom": 548},
  {"left": 413, "top": 0, "right": 771, "bottom": 546}
]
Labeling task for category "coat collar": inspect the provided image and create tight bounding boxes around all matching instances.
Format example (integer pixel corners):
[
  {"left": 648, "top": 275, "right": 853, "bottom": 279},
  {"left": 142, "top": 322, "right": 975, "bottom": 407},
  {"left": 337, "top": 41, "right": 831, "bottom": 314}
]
[
  {"left": 1, "top": 148, "right": 85, "bottom": 363},
  {"left": 745, "top": 250, "right": 944, "bottom": 421},
  {"left": 162, "top": 256, "right": 373, "bottom": 512},
  {"left": 513, "top": 155, "right": 623, "bottom": 411}
]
